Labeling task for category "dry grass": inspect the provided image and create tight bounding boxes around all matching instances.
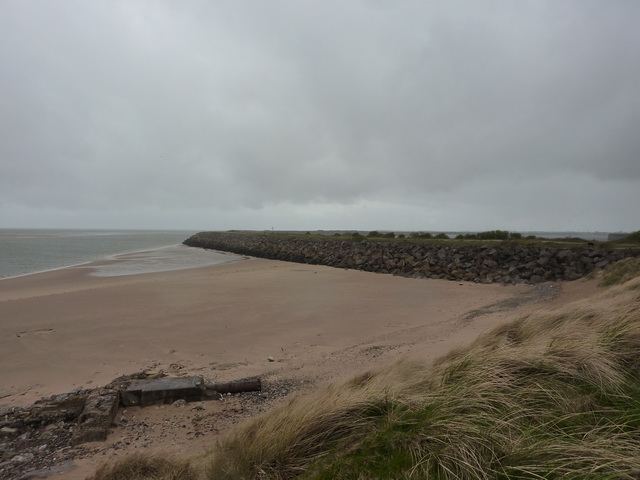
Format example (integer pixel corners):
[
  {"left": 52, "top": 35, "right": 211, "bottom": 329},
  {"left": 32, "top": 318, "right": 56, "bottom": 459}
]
[
  {"left": 91, "top": 259, "right": 640, "bottom": 479},
  {"left": 88, "top": 453, "right": 198, "bottom": 480},
  {"left": 206, "top": 362, "right": 431, "bottom": 479},
  {"left": 598, "top": 256, "right": 640, "bottom": 287}
]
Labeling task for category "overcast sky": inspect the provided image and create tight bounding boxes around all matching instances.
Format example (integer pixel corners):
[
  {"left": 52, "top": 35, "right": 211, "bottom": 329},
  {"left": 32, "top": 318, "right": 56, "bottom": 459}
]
[{"left": 1, "top": 1, "right": 638, "bottom": 232}]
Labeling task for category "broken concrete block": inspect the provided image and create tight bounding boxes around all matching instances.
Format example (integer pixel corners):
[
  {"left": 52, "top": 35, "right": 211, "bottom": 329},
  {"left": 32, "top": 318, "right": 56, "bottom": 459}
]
[
  {"left": 71, "top": 389, "right": 119, "bottom": 444},
  {"left": 120, "top": 376, "right": 206, "bottom": 407},
  {"left": 119, "top": 376, "right": 262, "bottom": 407},
  {"left": 24, "top": 393, "right": 87, "bottom": 426},
  {"left": 205, "top": 379, "right": 261, "bottom": 395}
]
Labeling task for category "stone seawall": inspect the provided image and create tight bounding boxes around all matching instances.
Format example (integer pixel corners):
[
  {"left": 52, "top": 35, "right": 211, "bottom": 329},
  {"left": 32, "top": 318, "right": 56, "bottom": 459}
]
[{"left": 184, "top": 232, "right": 639, "bottom": 284}]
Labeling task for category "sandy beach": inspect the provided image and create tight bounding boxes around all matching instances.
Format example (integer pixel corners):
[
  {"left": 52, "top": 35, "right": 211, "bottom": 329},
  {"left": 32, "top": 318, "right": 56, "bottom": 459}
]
[{"left": 0, "top": 255, "right": 600, "bottom": 479}]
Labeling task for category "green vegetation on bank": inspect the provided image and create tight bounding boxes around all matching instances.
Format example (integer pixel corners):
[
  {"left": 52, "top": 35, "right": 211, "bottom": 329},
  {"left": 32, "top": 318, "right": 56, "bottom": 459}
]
[
  {"left": 621, "top": 230, "right": 640, "bottom": 244},
  {"left": 92, "top": 258, "right": 640, "bottom": 480},
  {"left": 455, "top": 229, "right": 522, "bottom": 240},
  {"left": 233, "top": 229, "right": 640, "bottom": 249}
]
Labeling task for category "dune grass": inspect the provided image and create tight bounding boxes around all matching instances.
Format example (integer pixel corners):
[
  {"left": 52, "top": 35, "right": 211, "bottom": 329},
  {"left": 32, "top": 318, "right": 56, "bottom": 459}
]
[
  {"left": 89, "top": 453, "right": 198, "bottom": 480},
  {"left": 91, "top": 261, "right": 640, "bottom": 479},
  {"left": 598, "top": 256, "right": 640, "bottom": 287}
]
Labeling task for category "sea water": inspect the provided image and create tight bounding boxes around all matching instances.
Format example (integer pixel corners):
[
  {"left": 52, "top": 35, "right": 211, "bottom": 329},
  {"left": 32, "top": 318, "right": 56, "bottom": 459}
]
[{"left": 0, "top": 229, "right": 241, "bottom": 279}]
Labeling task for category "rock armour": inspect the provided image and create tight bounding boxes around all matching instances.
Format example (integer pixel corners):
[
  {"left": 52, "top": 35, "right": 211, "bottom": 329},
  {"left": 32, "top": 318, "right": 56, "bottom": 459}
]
[{"left": 184, "top": 232, "right": 639, "bottom": 284}]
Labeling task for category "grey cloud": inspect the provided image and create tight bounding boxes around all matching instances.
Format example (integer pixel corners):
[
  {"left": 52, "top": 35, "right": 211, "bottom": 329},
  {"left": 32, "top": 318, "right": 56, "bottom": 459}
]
[{"left": 0, "top": 0, "right": 638, "bottom": 230}]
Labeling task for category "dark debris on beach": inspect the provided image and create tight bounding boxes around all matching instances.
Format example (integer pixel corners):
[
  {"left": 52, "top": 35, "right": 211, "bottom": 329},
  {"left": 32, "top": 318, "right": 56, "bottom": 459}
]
[{"left": 0, "top": 374, "right": 305, "bottom": 480}]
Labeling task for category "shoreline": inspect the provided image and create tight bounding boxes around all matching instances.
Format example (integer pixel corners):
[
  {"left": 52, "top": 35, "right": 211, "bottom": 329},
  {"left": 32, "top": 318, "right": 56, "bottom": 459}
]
[
  {"left": 0, "top": 257, "right": 601, "bottom": 479},
  {"left": 0, "top": 230, "right": 199, "bottom": 280},
  {"left": 0, "top": 243, "right": 245, "bottom": 282}
]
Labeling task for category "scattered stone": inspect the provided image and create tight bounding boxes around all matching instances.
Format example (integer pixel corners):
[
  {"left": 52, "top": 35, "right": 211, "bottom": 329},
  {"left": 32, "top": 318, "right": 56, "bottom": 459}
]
[
  {"left": 12, "top": 453, "right": 35, "bottom": 464},
  {"left": 0, "top": 371, "right": 264, "bottom": 479},
  {"left": 17, "top": 459, "right": 76, "bottom": 479},
  {"left": 267, "top": 356, "right": 275, "bottom": 362},
  {"left": 172, "top": 399, "right": 187, "bottom": 408}
]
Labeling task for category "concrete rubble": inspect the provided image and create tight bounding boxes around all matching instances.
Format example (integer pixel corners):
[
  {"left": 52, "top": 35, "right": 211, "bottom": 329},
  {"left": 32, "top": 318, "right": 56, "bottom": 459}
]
[
  {"left": 120, "top": 376, "right": 261, "bottom": 407},
  {"left": 0, "top": 372, "right": 262, "bottom": 479}
]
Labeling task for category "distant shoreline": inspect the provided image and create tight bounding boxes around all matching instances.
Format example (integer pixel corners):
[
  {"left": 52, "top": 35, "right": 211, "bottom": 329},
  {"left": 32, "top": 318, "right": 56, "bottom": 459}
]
[{"left": 0, "top": 230, "right": 197, "bottom": 279}]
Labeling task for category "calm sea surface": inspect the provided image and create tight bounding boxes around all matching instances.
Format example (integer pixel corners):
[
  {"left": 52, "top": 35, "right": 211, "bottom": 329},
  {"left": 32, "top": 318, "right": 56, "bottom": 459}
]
[{"left": 0, "top": 229, "right": 241, "bottom": 279}]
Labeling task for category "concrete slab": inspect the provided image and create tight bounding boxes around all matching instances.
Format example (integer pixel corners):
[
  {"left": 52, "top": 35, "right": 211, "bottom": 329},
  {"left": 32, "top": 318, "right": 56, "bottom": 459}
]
[{"left": 120, "top": 376, "right": 205, "bottom": 406}]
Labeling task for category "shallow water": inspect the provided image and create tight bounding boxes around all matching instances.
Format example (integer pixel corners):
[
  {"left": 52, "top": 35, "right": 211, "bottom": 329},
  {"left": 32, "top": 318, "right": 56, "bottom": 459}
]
[
  {"left": 84, "top": 244, "right": 244, "bottom": 277},
  {"left": 0, "top": 229, "right": 239, "bottom": 279}
]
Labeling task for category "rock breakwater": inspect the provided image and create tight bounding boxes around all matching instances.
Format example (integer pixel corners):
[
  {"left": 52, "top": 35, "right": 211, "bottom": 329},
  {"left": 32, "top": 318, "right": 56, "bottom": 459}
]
[{"left": 184, "top": 232, "right": 639, "bottom": 284}]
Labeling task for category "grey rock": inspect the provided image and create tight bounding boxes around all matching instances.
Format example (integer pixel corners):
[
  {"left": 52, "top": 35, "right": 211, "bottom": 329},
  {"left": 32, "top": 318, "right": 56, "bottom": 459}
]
[
  {"left": 18, "top": 460, "right": 76, "bottom": 479},
  {"left": 12, "top": 452, "right": 35, "bottom": 464},
  {"left": 183, "top": 232, "right": 639, "bottom": 284}
]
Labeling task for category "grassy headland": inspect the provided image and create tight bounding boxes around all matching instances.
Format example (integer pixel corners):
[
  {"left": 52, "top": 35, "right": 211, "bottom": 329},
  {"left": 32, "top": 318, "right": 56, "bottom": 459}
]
[{"left": 92, "top": 258, "right": 640, "bottom": 480}]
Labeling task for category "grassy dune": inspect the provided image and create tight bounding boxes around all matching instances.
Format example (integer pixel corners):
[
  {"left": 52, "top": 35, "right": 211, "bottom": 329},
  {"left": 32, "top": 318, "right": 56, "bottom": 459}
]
[{"left": 92, "top": 260, "right": 640, "bottom": 480}]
